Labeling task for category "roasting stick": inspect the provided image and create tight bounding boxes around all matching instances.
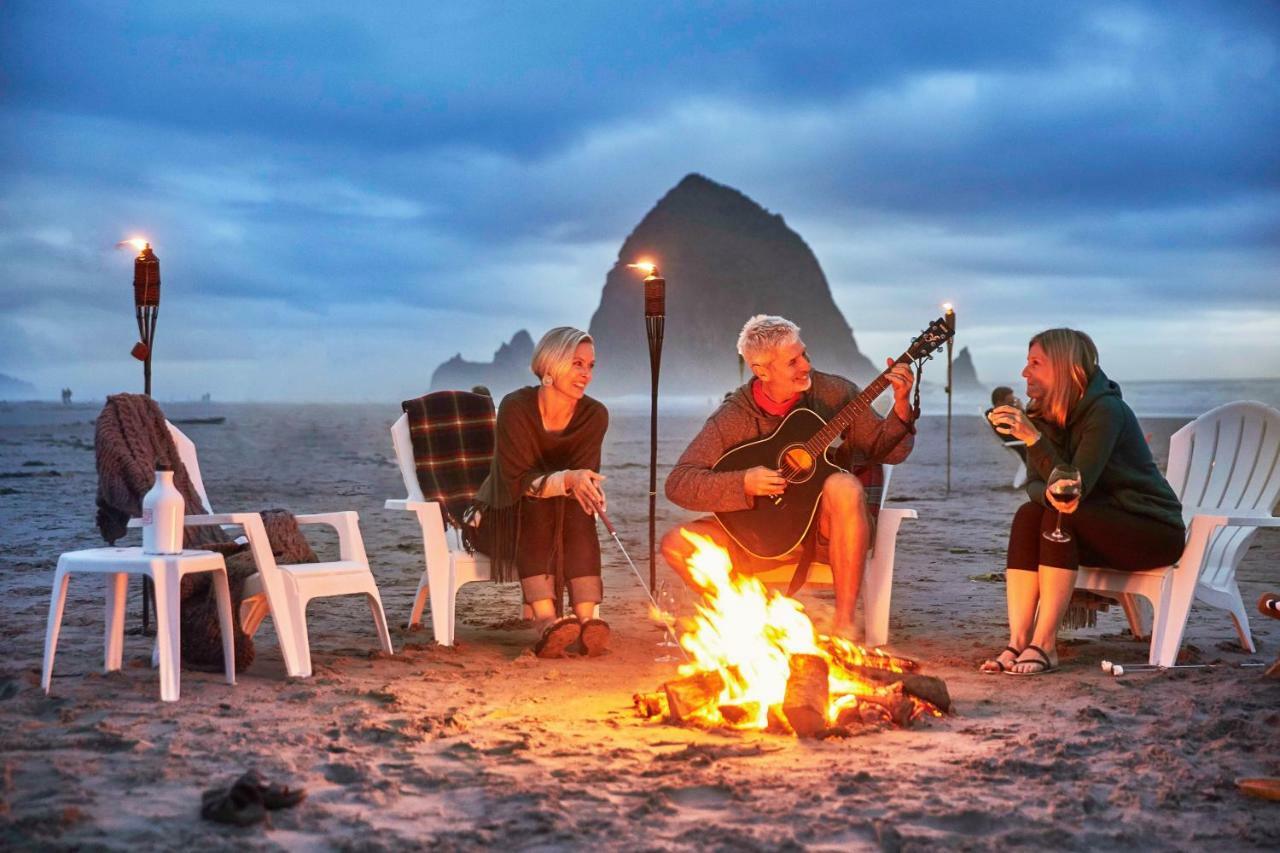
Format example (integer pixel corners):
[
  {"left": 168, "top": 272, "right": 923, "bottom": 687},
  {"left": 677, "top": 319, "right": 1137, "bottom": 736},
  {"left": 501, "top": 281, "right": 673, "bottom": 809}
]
[
  {"left": 1101, "top": 659, "right": 1266, "bottom": 677},
  {"left": 596, "top": 507, "right": 690, "bottom": 661}
]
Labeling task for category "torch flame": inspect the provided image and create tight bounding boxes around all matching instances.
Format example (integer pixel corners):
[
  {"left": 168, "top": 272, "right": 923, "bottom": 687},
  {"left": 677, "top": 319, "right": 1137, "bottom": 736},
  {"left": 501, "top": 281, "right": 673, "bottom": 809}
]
[
  {"left": 627, "top": 262, "right": 656, "bottom": 275},
  {"left": 942, "top": 302, "right": 954, "bottom": 313},
  {"left": 662, "top": 532, "right": 930, "bottom": 731},
  {"left": 118, "top": 238, "right": 149, "bottom": 253}
]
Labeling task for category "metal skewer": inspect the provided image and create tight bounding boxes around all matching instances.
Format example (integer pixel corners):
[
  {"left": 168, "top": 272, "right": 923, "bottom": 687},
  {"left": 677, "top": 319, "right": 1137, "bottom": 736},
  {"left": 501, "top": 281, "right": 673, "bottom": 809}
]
[{"left": 597, "top": 508, "right": 689, "bottom": 661}]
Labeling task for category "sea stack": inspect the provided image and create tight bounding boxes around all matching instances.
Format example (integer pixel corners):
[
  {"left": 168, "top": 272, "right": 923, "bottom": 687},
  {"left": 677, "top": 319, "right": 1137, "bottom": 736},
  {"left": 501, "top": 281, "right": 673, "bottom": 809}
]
[{"left": 587, "top": 174, "right": 876, "bottom": 396}]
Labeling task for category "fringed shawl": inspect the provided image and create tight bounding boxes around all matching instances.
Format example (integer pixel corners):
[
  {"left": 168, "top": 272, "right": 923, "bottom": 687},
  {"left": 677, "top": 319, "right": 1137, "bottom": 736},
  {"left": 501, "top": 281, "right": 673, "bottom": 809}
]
[{"left": 473, "top": 386, "right": 608, "bottom": 584}]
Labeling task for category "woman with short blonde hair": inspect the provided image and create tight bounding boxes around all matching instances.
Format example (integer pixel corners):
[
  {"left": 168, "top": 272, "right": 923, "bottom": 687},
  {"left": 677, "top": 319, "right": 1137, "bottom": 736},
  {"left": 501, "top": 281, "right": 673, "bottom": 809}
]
[
  {"left": 469, "top": 326, "right": 611, "bottom": 658},
  {"left": 982, "top": 328, "right": 1184, "bottom": 675}
]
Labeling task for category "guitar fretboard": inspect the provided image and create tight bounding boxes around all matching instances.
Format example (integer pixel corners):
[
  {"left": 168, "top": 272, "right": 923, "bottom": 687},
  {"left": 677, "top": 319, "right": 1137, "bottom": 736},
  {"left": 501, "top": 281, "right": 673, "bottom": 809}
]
[{"left": 802, "top": 357, "right": 905, "bottom": 455}]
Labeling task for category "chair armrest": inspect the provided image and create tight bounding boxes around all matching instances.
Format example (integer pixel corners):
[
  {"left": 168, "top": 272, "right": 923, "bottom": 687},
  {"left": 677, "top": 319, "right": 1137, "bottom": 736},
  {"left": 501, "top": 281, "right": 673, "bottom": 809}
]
[
  {"left": 1215, "top": 514, "right": 1280, "bottom": 528},
  {"left": 385, "top": 498, "right": 436, "bottom": 512},
  {"left": 878, "top": 507, "right": 918, "bottom": 522},
  {"left": 292, "top": 511, "right": 367, "bottom": 564}
]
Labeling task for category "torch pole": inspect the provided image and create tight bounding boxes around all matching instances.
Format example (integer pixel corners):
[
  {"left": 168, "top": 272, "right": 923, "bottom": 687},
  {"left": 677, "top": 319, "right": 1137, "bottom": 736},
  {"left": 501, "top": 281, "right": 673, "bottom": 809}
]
[
  {"left": 646, "top": 313, "right": 664, "bottom": 592},
  {"left": 944, "top": 305, "right": 955, "bottom": 496}
]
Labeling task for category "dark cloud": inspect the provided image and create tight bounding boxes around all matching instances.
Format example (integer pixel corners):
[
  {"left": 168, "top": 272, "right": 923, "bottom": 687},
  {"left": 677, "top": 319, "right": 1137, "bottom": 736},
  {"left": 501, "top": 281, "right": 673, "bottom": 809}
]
[{"left": 1, "top": 1, "right": 1277, "bottom": 398}]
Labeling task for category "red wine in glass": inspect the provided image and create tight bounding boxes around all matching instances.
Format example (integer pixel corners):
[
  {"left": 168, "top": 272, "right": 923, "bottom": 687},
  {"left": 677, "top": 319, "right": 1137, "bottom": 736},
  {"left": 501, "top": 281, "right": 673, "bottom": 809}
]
[{"left": 1044, "top": 465, "right": 1082, "bottom": 543}]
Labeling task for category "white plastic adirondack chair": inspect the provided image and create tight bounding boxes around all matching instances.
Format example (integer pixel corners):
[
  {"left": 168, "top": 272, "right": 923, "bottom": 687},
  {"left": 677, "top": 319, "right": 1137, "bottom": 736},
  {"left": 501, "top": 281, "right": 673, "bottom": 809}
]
[
  {"left": 751, "top": 465, "right": 917, "bottom": 647},
  {"left": 982, "top": 408, "right": 1029, "bottom": 488},
  {"left": 1077, "top": 401, "right": 1280, "bottom": 667},
  {"left": 133, "top": 422, "right": 394, "bottom": 678},
  {"left": 385, "top": 413, "right": 491, "bottom": 645}
]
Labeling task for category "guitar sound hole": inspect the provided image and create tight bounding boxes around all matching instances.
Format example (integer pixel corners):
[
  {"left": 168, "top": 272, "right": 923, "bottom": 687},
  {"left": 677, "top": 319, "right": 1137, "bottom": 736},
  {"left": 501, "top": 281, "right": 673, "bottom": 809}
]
[{"left": 780, "top": 445, "right": 815, "bottom": 483}]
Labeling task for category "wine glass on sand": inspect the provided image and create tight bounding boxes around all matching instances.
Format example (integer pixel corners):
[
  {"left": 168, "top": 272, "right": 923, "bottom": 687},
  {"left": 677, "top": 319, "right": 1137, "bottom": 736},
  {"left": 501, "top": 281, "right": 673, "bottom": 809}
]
[
  {"left": 654, "top": 580, "right": 681, "bottom": 662},
  {"left": 1044, "top": 464, "right": 1082, "bottom": 543}
]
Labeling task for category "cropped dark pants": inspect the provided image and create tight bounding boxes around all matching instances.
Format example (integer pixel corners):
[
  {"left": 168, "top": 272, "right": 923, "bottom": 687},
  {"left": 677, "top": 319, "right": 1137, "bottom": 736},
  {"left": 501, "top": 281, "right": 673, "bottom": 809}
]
[
  {"left": 1006, "top": 500, "right": 1185, "bottom": 574},
  {"left": 474, "top": 496, "right": 602, "bottom": 605}
]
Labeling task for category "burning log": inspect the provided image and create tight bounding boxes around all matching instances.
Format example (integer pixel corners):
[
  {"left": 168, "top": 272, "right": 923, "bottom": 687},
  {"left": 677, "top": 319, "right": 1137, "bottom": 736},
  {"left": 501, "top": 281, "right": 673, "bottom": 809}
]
[
  {"left": 766, "top": 705, "right": 794, "bottom": 735},
  {"left": 662, "top": 671, "right": 726, "bottom": 722},
  {"left": 633, "top": 692, "right": 668, "bottom": 719},
  {"left": 718, "top": 702, "right": 759, "bottom": 726},
  {"left": 783, "top": 654, "right": 830, "bottom": 737},
  {"left": 900, "top": 674, "right": 950, "bottom": 714},
  {"left": 858, "top": 683, "right": 914, "bottom": 728}
]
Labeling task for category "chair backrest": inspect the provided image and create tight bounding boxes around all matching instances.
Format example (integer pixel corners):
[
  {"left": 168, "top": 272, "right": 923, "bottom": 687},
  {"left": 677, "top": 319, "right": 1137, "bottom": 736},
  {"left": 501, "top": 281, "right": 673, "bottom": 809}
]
[
  {"left": 391, "top": 413, "right": 426, "bottom": 502},
  {"left": 165, "top": 421, "right": 213, "bottom": 513},
  {"left": 1165, "top": 401, "right": 1280, "bottom": 518},
  {"left": 1165, "top": 401, "right": 1280, "bottom": 591}
]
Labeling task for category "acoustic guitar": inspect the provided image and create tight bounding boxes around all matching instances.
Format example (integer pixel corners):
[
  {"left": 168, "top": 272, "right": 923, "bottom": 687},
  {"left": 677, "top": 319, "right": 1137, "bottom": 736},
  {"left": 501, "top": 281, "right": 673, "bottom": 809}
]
[{"left": 713, "top": 317, "right": 954, "bottom": 558}]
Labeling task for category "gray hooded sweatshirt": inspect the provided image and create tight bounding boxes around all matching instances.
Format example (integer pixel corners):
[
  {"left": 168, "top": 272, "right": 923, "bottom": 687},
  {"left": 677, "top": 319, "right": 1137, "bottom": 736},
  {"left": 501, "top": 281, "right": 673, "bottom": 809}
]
[{"left": 665, "top": 370, "right": 915, "bottom": 513}]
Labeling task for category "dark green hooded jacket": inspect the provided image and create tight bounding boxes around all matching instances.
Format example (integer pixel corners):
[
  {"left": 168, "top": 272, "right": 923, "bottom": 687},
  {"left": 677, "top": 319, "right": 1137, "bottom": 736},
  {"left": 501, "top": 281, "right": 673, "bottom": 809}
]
[{"left": 1025, "top": 367, "right": 1185, "bottom": 531}]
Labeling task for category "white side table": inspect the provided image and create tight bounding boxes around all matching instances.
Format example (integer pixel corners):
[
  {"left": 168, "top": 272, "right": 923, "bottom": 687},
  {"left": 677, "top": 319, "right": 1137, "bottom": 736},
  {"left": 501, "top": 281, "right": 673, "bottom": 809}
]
[{"left": 42, "top": 547, "right": 235, "bottom": 702}]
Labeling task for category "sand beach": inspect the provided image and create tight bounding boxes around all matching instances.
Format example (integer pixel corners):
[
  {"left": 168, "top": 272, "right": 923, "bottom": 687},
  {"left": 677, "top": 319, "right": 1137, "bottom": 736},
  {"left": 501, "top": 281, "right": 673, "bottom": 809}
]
[{"left": 1, "top": 403, "right": 1277, "bottom": 850}]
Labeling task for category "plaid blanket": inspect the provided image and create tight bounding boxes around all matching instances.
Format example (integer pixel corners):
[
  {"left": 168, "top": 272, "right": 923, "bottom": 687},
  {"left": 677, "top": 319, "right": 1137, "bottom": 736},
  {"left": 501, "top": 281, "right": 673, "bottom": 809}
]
[{"left": 402, "top": 391, "right": 496, "bottom": 528}]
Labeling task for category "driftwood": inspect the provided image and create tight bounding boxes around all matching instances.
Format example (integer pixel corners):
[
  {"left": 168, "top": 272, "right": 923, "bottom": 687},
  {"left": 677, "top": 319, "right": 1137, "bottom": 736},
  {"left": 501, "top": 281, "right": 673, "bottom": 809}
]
[
  {"left": 663, "top": 671, "right": 726, "bottom": 722},
  {"left": 783, "top": 654, "right": 830, "bottom": 737}
]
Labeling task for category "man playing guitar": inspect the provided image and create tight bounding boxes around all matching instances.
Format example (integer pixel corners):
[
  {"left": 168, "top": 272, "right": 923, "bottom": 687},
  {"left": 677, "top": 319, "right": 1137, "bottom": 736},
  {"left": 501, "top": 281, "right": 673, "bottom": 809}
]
[{"left": 661, "top": 314, "right": 916, "bottom": 640}]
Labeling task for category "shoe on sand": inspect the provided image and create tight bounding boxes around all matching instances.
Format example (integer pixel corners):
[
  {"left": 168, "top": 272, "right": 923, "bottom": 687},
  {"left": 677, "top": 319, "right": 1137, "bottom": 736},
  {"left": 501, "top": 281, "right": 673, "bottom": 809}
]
[
  {"left": 578, "top": 618, "right": 611, "bottom": 657},
  {"left": 534, "top": 616, "right": 581, "bottom": 659}
]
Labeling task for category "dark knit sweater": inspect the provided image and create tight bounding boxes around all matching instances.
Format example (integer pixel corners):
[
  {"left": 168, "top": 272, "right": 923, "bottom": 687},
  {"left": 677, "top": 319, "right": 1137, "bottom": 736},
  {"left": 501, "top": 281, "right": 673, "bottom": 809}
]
[
  {"left": 1025, "top": 368, "right": 1184, "bottom": 530},
  {"left": 666, "top": 370, "right": 914, "bottom": 513}
]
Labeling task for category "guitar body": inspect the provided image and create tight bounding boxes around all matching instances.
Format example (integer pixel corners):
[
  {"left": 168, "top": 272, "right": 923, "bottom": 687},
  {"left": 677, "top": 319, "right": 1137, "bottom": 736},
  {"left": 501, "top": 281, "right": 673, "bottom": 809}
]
[{"left": 713, "top": 408, "right": 845, "bottom": 559}]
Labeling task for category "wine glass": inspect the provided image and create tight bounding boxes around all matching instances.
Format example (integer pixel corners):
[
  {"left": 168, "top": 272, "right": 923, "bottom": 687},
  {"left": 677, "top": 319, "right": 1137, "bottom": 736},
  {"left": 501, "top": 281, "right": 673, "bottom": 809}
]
[
  {"left": 654, "top": 581, "right": 681, "bottom": 662},
  {"left": 1044, "top": 465, "right": 1082, "bottom": 543}
]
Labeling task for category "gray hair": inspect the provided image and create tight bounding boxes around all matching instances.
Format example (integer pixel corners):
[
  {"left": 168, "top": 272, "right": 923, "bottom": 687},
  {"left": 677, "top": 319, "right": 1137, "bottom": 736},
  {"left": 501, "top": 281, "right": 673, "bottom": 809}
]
[
  {"left": 531, "top": 326, "right": 593, "bottom": 381},
  {"left": 736, "top": 315, "right": 801, "bottom": 366}
]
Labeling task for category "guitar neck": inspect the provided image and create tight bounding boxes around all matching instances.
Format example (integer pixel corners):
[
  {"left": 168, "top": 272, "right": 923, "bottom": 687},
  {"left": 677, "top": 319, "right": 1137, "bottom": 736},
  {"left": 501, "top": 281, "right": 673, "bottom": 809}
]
[{"left": 806, "top": 353, "right": 909, "bottom": 453}]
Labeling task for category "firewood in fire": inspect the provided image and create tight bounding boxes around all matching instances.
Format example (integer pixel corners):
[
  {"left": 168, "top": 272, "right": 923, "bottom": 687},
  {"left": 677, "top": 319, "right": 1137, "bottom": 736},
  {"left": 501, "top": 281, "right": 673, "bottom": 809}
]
[
  {"left": 783, "top": 653, "right": 830, "bottom": 737},
  {"left": 718, "top": 702, "right": 760, "bottom": 726},
  {"left": 766, "top": 704, "right": 794, "bottom": 735},
  {"left": 662, "top": 671, "right": 727, "bottom": 722},
  {"left": 633, "top": 691, "right": 668, "bottom": 719},
  {"left": 900, "top": 674, "right": 950, "bottom": 714},
  {"left": 858, "top": 683, "right": 913, "bottom": 728}
]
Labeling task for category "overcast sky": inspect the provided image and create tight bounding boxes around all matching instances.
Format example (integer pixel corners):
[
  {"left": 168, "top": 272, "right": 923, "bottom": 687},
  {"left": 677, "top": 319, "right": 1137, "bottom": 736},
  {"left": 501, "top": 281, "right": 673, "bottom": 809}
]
[{"left": 2, "top": 1, "right": 1277, "bottom": 401}]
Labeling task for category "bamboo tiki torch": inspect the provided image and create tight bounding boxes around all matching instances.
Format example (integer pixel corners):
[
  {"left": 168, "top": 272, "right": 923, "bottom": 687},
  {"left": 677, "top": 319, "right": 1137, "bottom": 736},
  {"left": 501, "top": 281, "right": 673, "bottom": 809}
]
[{"left": 628, "top": 262, "right": 665, "bottom": 591}]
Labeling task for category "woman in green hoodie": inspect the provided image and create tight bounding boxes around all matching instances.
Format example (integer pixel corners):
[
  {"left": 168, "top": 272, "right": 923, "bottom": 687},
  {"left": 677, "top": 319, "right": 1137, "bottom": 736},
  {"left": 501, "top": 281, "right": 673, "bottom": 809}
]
[{"left": 981, "top": 329, "right": 1185, "bottom": 675}]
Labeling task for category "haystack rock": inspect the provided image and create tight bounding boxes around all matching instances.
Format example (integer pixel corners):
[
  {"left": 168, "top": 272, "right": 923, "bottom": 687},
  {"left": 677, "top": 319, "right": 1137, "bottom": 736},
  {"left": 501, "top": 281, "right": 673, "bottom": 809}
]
[
  {"left": 429, "top": 330, "right": 534, "bottom": 397},
  {"left": 587, "top": 174, "right": 876, "bottom": 396},
  {"left": 952, "top": 346, "right": 982, "bottom": 389}
]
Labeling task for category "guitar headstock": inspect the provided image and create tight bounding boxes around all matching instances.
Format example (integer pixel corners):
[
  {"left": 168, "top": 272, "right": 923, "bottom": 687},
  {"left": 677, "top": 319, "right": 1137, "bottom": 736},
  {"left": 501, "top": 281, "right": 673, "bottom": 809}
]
[{"left": 907, "top": 316, "right": 955, "bottom": 361}]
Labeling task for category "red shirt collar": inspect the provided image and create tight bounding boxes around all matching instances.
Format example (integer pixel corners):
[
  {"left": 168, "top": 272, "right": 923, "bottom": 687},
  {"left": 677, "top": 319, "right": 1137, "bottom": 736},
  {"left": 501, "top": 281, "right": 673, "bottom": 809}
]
[{"left": 751, "top": 379, "right": 801, "bottom": 417}]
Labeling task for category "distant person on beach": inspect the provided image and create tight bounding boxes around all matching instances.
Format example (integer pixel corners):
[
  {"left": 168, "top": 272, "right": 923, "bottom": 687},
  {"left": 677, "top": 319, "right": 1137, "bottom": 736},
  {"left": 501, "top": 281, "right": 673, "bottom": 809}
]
[
  {"left": 982, "top": 329, "right": 1185, "bottom": 675},
  {"left": 985, "top": 386, "right": 1027, "bottom": 462},
  {"left": 466, "top": 327, "right": 611, "bottom": 658},
  {"left": 661, "top": 314, "right": 916, "bottom": 640}
]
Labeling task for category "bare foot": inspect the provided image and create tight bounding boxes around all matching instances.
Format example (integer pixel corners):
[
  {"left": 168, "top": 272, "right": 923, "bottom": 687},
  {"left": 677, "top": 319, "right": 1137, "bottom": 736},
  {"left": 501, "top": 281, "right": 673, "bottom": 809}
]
[
  {"left": 979, "top": 646, "right": 1022, "bottom": 674},
  {"left": 1008, "top": 644, "right": 1058, "bottom": 675}
]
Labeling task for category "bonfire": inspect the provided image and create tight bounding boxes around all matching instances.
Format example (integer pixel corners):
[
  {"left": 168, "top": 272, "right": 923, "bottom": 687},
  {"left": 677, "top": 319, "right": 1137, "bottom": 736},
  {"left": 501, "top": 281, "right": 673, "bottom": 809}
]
[{"left": 634, "top": 532, "right": 949, "bottom": 737}]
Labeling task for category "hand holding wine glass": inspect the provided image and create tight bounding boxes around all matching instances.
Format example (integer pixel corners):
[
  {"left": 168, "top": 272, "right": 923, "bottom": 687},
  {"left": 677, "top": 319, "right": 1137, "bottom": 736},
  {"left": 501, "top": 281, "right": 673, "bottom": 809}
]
[{"left": 1044, "top": 465, "right": 1082, "bottom": 542}]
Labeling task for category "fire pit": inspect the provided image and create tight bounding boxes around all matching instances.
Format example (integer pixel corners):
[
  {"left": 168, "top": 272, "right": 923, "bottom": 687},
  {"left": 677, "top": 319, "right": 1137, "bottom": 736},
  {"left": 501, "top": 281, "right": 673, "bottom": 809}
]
[{"left": 634, "top": 532, "right": 950, "bottom": 737}]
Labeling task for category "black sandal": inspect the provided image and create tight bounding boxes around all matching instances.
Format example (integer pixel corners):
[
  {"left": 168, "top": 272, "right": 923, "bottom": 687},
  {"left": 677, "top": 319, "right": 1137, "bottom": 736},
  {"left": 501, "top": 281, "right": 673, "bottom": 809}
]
[
  {"left": 534, "top": 616, "right": 581, "bottom": 659},
  {"left": 1007, "top": 643, "right": 1058, "bottom": 676},
  {"left": 980, "top": 646, "right": 1022, "bottom": 675},
  {"left": 578, "top": 618, "right": 611, "bottom": 657}
]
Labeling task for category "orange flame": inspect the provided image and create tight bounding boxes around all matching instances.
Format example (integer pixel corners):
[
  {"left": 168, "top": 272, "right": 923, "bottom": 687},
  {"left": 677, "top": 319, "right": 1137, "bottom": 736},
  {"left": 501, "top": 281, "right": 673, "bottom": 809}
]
[
  {"left": 118, "top": 238, "right": 149, "bottom": 252},
  {"left": 663, "top": 532, "right": 927, "bottom": 730},
  {"left": 627, "top": 262, "right": 656, "bottom": 275}
]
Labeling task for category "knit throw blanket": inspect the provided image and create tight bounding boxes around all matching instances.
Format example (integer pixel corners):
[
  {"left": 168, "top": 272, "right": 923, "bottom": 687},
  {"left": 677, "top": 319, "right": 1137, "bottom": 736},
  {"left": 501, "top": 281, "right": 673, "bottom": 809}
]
[
  {"left": 93, "top": 394, "right": 318, "bottom": 672},
  {"left": 402, "top": 391, "right": 496, "bottom": 529}
]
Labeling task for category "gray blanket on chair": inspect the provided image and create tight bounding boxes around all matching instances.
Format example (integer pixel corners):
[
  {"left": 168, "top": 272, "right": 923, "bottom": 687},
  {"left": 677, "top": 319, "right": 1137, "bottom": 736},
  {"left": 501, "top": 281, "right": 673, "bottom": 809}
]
[{"left": 93, "top": 394, "right": 317, "bottom": 672}]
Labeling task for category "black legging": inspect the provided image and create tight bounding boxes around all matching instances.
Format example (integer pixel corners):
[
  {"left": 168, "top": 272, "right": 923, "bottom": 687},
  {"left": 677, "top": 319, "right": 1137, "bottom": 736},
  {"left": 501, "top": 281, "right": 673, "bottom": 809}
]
[{"left": 1006, "top": 500, "right": 1184, "bottom": 573}]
